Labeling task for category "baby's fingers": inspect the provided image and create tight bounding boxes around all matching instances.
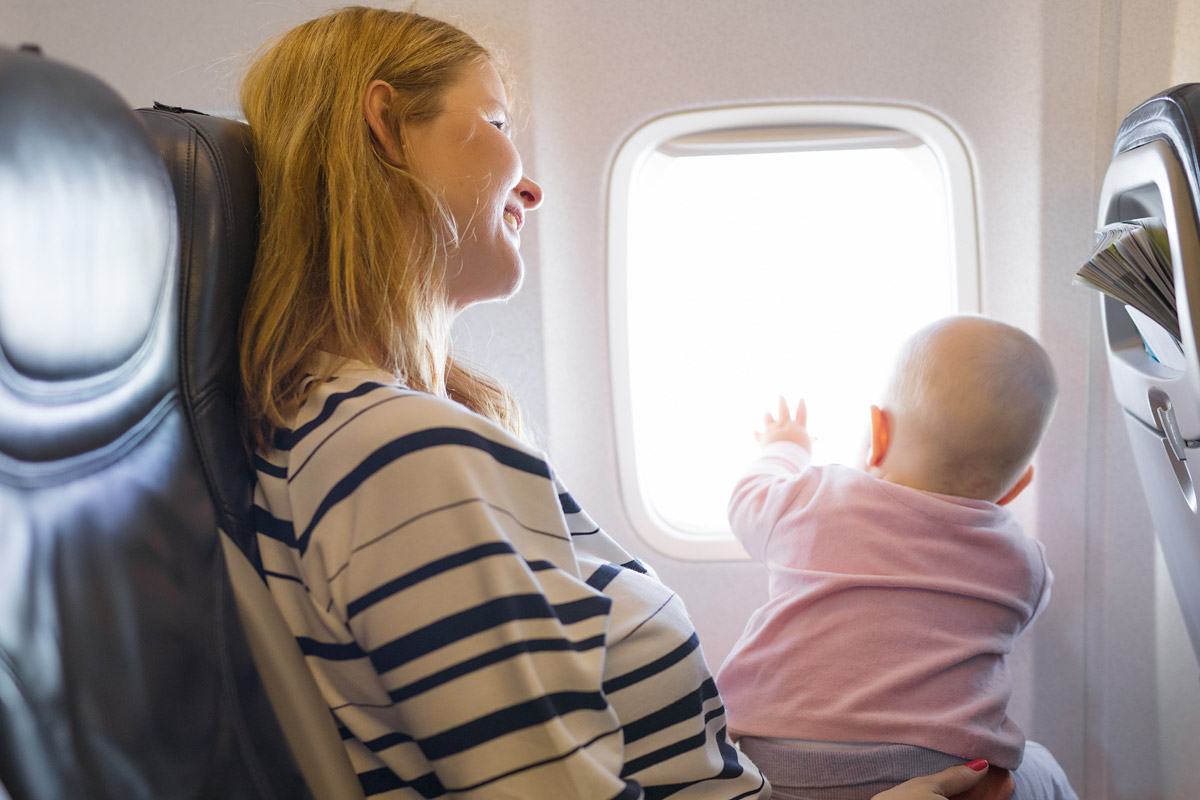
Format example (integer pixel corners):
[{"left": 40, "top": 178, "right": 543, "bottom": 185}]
[{"left": 776, "top": 396, "right": 791, "bottom": 423}]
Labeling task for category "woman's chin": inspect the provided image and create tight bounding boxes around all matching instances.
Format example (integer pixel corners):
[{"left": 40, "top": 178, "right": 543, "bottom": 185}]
[
  {"left": 445, "top": 250, "right": 525, "bottom": 310},
  {"left": 449, "top": 272, "right": 524, "bottom": 314}
]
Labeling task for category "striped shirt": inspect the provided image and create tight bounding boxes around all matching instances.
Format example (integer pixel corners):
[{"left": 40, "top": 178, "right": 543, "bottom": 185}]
[{"left": 253, "top": 357, "right": 767, "bottom": 800}]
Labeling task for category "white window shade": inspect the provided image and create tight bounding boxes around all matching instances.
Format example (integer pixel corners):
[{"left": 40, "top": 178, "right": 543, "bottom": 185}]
[{"left": 657, "top": 124, "right": 923, "bottom": 156}]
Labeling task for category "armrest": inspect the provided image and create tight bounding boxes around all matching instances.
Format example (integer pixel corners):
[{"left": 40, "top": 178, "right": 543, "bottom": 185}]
[{"left": 219, "top": 533, "right": 366, "bottom": 800}]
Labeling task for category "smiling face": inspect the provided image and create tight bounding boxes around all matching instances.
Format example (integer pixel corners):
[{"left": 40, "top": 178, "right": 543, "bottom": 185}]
[{"left": 401, "top": 59, "right": 544, "bottom": 315}]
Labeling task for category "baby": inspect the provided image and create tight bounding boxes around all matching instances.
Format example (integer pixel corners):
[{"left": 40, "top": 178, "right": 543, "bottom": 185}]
[{"left": 717, "top": 315, "right": 1078, "bottom": 800}]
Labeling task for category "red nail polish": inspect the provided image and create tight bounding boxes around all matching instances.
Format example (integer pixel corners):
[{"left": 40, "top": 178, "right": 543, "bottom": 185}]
[{"left": 966, "top": 759, "right": 988, "bottom": 772}]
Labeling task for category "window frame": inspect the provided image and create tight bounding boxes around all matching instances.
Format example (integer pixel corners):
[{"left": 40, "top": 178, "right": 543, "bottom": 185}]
[{"left": 607, "top": 102, "right": 980, "bottom": 560}]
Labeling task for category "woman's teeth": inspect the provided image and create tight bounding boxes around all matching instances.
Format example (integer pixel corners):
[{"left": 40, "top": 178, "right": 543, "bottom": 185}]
[{"left": 504, "top": 210, "right": 519, "bottom": 228}]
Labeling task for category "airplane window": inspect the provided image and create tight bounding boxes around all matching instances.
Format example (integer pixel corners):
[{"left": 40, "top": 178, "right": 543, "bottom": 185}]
[{"left": 609, "top": 104, "right": 979, "bottom": 559}]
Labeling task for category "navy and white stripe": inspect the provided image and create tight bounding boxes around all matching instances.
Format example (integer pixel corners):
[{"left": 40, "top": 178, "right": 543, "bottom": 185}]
[{"left": 254, "top": 357, "right": 766, "bottom": 799}]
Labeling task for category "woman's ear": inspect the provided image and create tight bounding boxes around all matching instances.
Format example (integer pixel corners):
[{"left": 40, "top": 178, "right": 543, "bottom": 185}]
[
  {"left": 364, "top": 79, "right": 404, "bottom": 165},
  {"left": 868, "top": 405, "right": 890, "bottom": 468}
]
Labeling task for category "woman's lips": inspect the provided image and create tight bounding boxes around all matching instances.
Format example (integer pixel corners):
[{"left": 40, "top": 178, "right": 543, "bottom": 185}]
[{"left": 503, "top": 204, "right": 523, "bottom": 231}]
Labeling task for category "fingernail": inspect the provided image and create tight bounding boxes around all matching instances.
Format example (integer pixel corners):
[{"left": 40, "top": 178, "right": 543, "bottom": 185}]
[{"left": 966, "top": 759, "right": 988, "bottom": 772}]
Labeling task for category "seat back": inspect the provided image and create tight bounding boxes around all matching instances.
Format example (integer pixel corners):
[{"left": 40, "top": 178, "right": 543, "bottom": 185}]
[
  {"left": 0, "top": 46, "right": 307, "bottom": 799},
  {"left": 136, "top": 104, "right": 364, "bottom": 800},
  {"left": 1098, "top": 83, "right": 1200, "bottom": 666}
]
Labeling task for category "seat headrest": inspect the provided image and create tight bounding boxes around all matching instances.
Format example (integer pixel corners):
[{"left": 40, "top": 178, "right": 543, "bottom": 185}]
[
  {"left": 137, "top": 107, "right": 260, "bottom": 551},
  {"left": 0, "top": 46, "right": 177, "bottom": 467},
  {"left": 1114, "top": 83, "right": 1200, "bottom": 227}
]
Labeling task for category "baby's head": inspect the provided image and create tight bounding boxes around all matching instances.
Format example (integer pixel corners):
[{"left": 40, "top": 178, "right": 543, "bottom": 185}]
[{"left": 866, "top": 315, "right": 1058, "bottom": 503}]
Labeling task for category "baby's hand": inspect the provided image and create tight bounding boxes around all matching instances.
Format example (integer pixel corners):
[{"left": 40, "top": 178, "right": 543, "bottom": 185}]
[{"left": 755, "top": 396, "right": 813, "bottom": 453}]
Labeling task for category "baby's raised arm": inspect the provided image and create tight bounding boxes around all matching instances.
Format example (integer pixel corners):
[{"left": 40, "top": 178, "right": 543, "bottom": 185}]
[{"left": 755, "top": 396, "right": 813, "bottom": 452}]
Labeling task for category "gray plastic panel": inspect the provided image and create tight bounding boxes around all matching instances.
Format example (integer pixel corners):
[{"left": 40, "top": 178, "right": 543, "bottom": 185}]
[
  {"left": 1099, "top": 138, "right": 1200, "bottom": 664},
  {"left": 219, "top": 534, "right": 365, "bottom": 800},
  {"left": 1098, "top": 140, "right": 1200, "bottom": 434}
]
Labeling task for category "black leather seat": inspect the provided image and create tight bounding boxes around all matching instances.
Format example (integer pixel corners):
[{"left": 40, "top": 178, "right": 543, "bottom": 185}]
[
  {"left": 0, "top": 45, "right": 308, "bottom": 799},
  {"left": 134, "top": 103, "right": 363, "bottom": 800}
]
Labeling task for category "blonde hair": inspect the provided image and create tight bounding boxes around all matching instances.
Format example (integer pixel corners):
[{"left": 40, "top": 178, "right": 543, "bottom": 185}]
[
  {"left": 884, "top": 315, "right": 1058, "bottom": 499},
  {"left": 239, "top": 6, "right": 523, "bottom": 449}
]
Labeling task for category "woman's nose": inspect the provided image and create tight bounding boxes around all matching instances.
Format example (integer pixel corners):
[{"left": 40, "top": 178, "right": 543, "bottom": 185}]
[{"left": 516, "top": 175, "right": 543, "bottom": 211}]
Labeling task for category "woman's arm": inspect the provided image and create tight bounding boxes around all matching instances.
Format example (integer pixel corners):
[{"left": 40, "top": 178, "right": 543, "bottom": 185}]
[
  {"left": 268, "top": 385, "right": 640, "bottom": 799},
  {"left": 565, "top": 501, "right": 767, "bottom": 798}
]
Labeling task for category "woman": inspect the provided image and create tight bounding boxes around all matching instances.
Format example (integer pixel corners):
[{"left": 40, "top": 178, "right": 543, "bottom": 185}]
[{"left": 238, "top": 7, "right": 995, "bottom": 798}]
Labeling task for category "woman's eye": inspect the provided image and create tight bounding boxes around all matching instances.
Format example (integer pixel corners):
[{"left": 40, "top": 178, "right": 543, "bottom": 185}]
[{"left": 490, "top": 119, "right": 508, "bottom": 133}]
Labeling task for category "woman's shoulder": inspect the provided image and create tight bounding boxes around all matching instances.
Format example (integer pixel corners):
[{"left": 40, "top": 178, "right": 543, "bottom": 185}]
[
  {"left": 293, "top": 360, "right": 531, "bottom": 451},
  {"left": 258, "top": 360, "right": 551, "bottom": 502}
]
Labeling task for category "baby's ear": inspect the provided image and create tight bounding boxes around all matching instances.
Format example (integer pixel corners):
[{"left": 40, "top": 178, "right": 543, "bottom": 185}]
[
  {"left": 997, "top": 465, "right": 1034, "bottom": 506},
  {"left": 868, "top": 405, "right": 890, "bottom": 468}
]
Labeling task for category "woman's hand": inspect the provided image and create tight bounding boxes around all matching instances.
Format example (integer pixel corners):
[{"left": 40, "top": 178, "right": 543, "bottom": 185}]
[
  {"left": 755, "top": 396, "right": 813, "bottom": 452},
  {"left": 870, "top": 760, "right": 999, "bottom": 800}
]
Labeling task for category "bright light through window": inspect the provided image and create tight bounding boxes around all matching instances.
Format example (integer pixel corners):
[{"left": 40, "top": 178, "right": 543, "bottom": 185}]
[{"left": 610, "top": 105, "right": 978, "bottom": 558}]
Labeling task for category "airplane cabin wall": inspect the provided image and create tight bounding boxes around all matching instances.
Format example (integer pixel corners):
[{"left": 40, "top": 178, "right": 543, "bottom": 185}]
[
  {"left": 1027, "top": 3, "right": 1196, "bottom": 794},
  {"left": 526, "top": 2, "right": 1200, "bottom": 797},
  {"left": 2, "top": 0, "right": 1199, "bottom": 797}
]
